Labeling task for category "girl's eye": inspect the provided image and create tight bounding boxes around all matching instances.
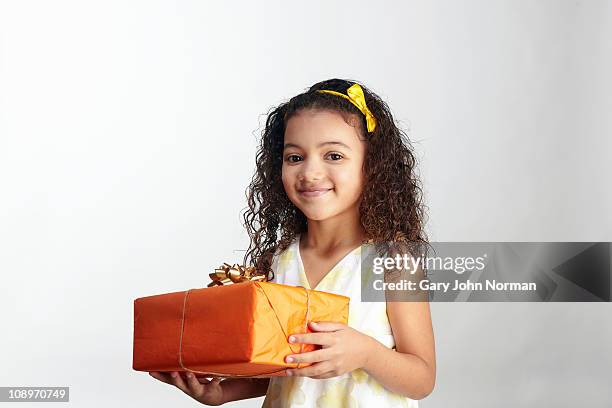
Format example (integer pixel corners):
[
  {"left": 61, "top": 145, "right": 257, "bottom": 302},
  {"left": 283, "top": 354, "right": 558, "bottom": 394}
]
[
  {"left": 327, "top": 152, "right": 343, "bottom": 161},
  {"left": 286, "top": 154, "right": 302, "bottom": 163}
]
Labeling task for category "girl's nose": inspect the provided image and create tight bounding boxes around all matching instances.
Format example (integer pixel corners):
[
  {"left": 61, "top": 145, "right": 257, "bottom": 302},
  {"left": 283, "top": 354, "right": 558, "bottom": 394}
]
[{"left": 298, "top": 159, "right": 324, "bottom": 182}]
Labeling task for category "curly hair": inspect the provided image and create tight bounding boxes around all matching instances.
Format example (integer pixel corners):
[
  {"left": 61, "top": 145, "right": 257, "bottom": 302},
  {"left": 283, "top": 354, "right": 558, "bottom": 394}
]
[{"left": 241, "top": 78, "right": 429, "bottom": 280}]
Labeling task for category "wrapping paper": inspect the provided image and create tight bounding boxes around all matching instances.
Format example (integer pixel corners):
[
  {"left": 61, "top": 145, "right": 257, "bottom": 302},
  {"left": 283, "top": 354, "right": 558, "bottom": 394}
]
[{"left": 132, "top": 280, "right": 349, "bottom": 378}]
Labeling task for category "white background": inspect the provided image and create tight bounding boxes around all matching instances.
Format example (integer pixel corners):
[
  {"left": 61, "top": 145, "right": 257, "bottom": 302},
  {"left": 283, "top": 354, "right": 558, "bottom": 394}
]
[{"left": 1, "top": 0, "right": 611, "bottom": 407}]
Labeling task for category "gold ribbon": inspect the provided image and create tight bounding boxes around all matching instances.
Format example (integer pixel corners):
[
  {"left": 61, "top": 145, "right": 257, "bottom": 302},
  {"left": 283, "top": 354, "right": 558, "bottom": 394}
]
[
  {"left": 317, "top": 83, "right": 377, "bottom": 133},
  {"left": 207, "top": 263, "right": 267, "bottom": 287}
]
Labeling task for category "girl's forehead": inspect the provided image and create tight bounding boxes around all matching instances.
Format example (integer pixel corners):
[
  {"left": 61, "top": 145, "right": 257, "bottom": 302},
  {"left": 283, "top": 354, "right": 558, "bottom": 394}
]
[{"left": 284, "top": 109, "right": 364, "bottom": 146}]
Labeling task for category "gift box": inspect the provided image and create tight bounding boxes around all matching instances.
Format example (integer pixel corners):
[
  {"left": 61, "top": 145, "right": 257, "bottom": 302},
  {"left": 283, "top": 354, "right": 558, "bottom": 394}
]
[{"left": 132, "top": 268, "right": 350, "bottom": 378}]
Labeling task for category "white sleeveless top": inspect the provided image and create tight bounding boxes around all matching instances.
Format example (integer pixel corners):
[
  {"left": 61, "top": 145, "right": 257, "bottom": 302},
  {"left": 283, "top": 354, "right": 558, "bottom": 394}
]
[{"left": 262, "top": 235, "right": 419, "bottom": 408}]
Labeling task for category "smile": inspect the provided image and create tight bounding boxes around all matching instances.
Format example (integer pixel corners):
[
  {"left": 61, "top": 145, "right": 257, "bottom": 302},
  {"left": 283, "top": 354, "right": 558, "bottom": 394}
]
[{"left": 298, "top": 188, "right": 332, "bottom": 198}]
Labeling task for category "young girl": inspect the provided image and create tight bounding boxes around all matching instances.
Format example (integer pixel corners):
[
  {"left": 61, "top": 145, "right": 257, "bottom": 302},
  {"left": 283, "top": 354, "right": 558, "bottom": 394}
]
[{"left": 150, "top": 78, "right": 436, "bottom": 407}]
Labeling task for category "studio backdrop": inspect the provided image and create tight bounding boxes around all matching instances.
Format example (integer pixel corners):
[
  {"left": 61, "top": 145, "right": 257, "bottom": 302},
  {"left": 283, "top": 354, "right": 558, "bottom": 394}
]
[{"left": 0, "top": 0, "right": 610, "bottom": 407}]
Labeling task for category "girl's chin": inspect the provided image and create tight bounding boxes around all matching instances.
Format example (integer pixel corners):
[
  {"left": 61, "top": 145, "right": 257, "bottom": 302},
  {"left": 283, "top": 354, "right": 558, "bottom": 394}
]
[{"left": 300, "top": 210, "right": 336, "bottom": 221}]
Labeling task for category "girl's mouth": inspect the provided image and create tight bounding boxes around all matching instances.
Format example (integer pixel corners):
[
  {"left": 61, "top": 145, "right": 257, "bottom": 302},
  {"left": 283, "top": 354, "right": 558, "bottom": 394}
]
[{"left": 298, "top": 188, "right": 332, "bottom": 198}]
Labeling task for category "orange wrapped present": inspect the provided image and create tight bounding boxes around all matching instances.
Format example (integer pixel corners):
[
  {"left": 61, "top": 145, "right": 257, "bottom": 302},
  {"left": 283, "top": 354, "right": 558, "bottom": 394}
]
[{"left": 132, "top": 264, "right": 349, "bottom": 378}]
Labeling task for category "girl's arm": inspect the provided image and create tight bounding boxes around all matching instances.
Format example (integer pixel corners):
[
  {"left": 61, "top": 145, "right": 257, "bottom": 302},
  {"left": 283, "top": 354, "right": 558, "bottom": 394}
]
[
  {"left": 362, "top": 299, "right": 436, "bottom": 400},
  {"left": 221, "top": 378, "right": 270, "bottom": 403}
]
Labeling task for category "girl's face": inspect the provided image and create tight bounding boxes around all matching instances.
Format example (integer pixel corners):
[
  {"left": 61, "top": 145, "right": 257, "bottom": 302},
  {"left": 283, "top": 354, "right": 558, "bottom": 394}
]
[{"left": 282, "top": 109, "right": 367, "bottom": 222}]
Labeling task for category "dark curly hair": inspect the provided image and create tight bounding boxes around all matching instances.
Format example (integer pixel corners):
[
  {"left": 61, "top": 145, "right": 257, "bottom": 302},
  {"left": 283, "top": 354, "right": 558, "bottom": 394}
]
[{"left": 241, "top": 78, "right": 429, "bottom": 281}]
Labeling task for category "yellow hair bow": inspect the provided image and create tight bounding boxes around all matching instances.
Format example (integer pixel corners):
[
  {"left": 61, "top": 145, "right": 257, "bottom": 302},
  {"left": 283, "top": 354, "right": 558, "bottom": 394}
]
[{"left": 317, "top": 83, "right": 377, "bottom": 133}]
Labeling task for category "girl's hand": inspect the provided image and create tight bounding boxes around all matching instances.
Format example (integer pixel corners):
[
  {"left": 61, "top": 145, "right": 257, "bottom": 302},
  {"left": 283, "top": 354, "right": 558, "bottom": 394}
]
[
  {"left": 149, "top": 371, "right": 225, "bottom": 406},
  {"left": 284, "top": 321, "right": 376, "bottom": 379}
]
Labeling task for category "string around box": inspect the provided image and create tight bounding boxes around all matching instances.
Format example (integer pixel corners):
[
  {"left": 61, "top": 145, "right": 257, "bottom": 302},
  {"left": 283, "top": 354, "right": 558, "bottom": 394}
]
[{"left": 176, "top": 282, "right": 311, "bottom": 378}]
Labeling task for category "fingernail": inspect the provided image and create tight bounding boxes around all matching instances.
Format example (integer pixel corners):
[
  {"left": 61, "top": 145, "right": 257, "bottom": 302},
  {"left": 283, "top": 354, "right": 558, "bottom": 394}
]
[
  {"left": 286, "top": 370, "right": 293, "bottom": 376},
  {"left": 186, "top": 372, "right": 193, "bottom": 378},
  {"left": 286, "top": 356, "right": 294, "bottom": 363},
  {"left": 171, "top": 372, "right": 177, "bottom": 378},
  {"left": 289, "top": 336, "right": 295, "bottom": 343}
]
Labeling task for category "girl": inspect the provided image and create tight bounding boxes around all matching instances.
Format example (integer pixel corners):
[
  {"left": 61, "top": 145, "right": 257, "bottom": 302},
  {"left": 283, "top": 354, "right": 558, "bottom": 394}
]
[{"left": 150, "top": 78, "right": 436, "bottom": 407}]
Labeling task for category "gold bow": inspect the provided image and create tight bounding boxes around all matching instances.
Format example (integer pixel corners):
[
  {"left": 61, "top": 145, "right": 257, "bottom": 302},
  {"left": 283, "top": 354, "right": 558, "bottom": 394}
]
[
  {"left": 317, "top": 83, "right": 377, "bottom": 133},
  {"left": 207, "top": 263, "right": 267, "bottom": 287}
]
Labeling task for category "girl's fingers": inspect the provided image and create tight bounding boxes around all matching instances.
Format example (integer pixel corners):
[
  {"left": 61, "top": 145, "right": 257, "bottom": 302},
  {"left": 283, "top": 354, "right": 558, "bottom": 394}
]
[
  {"left": 289, "top": 332, "right": 335, "bottom": 347},
  {"left": 169, "top": 372, "right": 190, "bottom": 394},
  {"left": 195, "top": 376, "right": 223, "bottom": 385},
  {"left": 149, "top": 372, "right": 174, "bottom": 385},
  {"left": 184, "top": 372, "right": 203, "bottom": 395},
  {"left": 288, "top": 361, "right": 334, "bottom": 378},
  {"left": 286, "top": 348, "right": 331, "bottom": 364},
  {"left": 149, "top": 371, "right": 223, "bottom": 398}
]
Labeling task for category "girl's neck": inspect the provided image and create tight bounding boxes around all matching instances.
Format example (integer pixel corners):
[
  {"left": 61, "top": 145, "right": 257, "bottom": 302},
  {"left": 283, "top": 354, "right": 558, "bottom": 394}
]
[{"left": 301, "top": 212, "right": 365, "bottom": 254}]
